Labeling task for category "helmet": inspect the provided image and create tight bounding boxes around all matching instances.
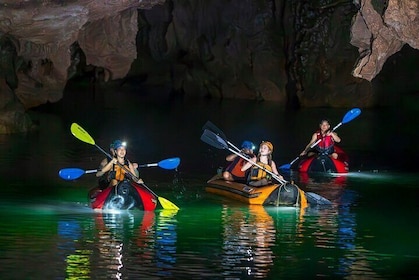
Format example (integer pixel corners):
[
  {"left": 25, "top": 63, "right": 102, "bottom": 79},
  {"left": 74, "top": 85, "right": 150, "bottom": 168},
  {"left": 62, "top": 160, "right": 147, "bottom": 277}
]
[
  {"left": 319, "top": 119, "right": 330, "bottom": 125},
  {"left": 110, "top": 140, "right": 126, "bottom": 150},
  {"left": 241, "top": 140, "right": 255, "bottom": 151},
  {"left": 260, "top": 141, "right": 273, "bottom": 152}
]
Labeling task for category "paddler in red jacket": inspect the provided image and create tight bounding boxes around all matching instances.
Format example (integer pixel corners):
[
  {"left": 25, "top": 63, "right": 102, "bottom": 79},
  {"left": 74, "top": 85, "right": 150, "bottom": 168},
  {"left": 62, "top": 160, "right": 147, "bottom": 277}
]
[{"left": 300, "top": 119, "right": 341, "bottom": 159}]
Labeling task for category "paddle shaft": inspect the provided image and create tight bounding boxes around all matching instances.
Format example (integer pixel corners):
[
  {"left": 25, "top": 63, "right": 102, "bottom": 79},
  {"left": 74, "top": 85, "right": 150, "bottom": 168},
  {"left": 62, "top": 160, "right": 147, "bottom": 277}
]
[
  {"left": 61, "top": 157, "right": 180, "bottom": 180},
  {"left": 306, "top": 121, "right": 342, "bottom": 151},
  {"left": 94, "top": 143, "right": 163, "bottom": 199},
  {"left": 230, "top": 145, "right": 333, "bottom": 205},
  {"left": 139, "top": 163, "right": 157, "bottom": 167},
  {"left": 226, "top": 146, "right": 287, "bottom": 185},
  {"left": 289, "top": 156, "right": 300, "bottom": 166},
  {"left": 227, "top": 140, "right": 241, "bottom": 153},
  {"left": 201, "top": 128, "right": 286, "bottom": 184},
  {"left": 280, "top": 108, "right": 361, "bottom": 170},
  {"left": 304, "top": 107, "right": 361, "bottom": 152},
  {"left": 70, "top": 123, "right": 179, "bottom": 210},
  {"left": 200, "top": 128, "right": 334, "bottom": 205}
]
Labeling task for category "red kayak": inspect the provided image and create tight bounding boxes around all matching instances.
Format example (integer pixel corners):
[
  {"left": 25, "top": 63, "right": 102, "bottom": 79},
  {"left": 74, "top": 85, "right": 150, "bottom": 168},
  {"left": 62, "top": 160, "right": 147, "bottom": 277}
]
[
  {"left": 88, "top": 180, "right": 157, "bottom": 211},
  {"left": 297, "top": 146, "right": 349, "bottom": 173}
]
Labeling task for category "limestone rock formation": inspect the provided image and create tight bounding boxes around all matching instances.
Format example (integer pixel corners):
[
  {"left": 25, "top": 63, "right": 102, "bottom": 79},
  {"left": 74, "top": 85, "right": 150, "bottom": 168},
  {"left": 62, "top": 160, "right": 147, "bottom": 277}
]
[
  {"left": 350, "top": 0, "right": 419, "bottom": 81},
  {"left": 0, "top": 0, "right": 164, "bottom": 133},
  {"left": 0, "top": 0, "right": 418, "bottom": 134}
]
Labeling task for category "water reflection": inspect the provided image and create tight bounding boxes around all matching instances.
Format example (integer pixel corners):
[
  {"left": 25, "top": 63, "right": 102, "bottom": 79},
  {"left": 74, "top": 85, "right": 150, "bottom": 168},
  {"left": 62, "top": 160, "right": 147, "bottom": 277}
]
[
  {"left": 92, "top": 211, "right": 145, "bottom": 279},
  {"left": 1, "top": 97, "right": 418, "bottom": 278},
  {"left": 57, "top": 219, "right": 90, "bottom": 279},
  {"left": 155, "top": 210, "right": 178, "bottom": 277},
  {"left": 290, "top": 171, "right": 348, "bottom": 203},
  {"left": 83, "top": 209, "right": 178, "bottom": 279},
  {"left": 221, "top": 205, "right": 275, "bottom": 279}
]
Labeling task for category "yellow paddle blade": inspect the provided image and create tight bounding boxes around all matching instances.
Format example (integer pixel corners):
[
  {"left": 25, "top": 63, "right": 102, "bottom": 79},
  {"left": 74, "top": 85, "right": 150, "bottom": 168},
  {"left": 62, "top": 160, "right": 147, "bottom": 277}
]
[
  {"left": 158, "top": 197, "right": 179, "bottom": 210},
  {"left": 70, "top": 123, "right": 95, "bottom": 145},
  {"left": 159, "top": 209, "right": 179, "bottom": 218}
]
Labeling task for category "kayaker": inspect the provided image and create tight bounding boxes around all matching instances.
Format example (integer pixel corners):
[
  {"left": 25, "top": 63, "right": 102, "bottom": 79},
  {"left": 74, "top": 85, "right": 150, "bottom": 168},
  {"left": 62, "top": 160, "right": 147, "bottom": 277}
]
[
  {"left": 300, "top": 119, "right": 341, "bottom": 159},
  {"left": 222, "top": 140, "right": 255, "bottom": 182},
  {"left": 96, "top": 140, "right": 142, "bottom": 189},
  {"left": 241, "top": 141, "right": 283, "bottom": 186}
]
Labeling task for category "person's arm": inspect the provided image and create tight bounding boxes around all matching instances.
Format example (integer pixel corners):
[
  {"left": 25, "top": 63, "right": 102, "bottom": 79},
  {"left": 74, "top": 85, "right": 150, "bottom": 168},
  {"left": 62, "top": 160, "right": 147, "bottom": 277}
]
[
  {"left": 329, "top": 131, "right": 341, "bottom": 143},
  {"left": 96, "top": 158, "right": 109, "bottom": 177},
  {"left": 271, "top": 161, "right": 284, "bottom": 180},
  {"left": 132, "top": 162, "right": 140, "bottom": 177},
  {"left": 300, "top": 133, "right": 317, "bottom": 156},
  {"left": 128, "top": 161, "right": 144, "bottom": 183},
  {"left": 241, "top": 156, "right": 256, "bottom": 171},
  {"left": 128, "top": 162, "right": 137, "bottom": 176},
  {"left": 225, "top": 153, "right": 237, "bottom": 161},
  {"left": 100, "top": 158, "right": 117, "bottom": 174}
]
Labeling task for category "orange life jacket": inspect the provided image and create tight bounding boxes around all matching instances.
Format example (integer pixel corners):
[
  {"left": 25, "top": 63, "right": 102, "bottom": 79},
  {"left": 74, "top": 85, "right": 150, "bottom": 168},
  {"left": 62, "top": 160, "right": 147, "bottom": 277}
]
[
  {"left": 250, "top": 162, "right": 272, "bottom": 181},
  {"left": 228, "top": 158, "right": 247, "bottom": 178},
  {"left": 109, "top": 159, "right": 130, "bottom": 182}
]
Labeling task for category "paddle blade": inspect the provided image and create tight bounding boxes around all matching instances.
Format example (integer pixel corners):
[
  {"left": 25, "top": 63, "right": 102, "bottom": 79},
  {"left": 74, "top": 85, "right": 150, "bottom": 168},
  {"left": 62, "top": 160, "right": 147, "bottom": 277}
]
[
  {"left": 59, "top": 168, "right": 85, "bottom": 180},
  {"left": 70, "top": 123, "right": 95, "bottom": 145},
  {"left": 200, "top": 129, "right": 228, "bottom": 150},
  {"left": 305, "top": 192, "right": 332, "bottom": 206},
  {"left": 158, "top": 157, "right": 180, "bottom": 169},
  {"left": 202, "top": 121, "right": 227, "bottom": 140},
  {"left": 278, "top": 164, "right": 291, "bottom": 170},
  {"left": 158, "top": 197, "right": 180, "bottom": 210},
  {"left": 342, "top": 108, "right": 361, "bottom": 124},
  {"left": 159, "top": 209, "right": 179, "bottom": 218},
  {"left": 279, "top": 155, "right": 300, "bottom": 171}
]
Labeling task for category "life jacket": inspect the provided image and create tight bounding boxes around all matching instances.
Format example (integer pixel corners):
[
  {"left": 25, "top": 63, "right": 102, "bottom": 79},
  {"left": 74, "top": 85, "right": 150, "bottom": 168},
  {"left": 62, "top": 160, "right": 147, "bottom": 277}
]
[
  {"left": 250, "top": 162, "right": 272, "bottom": 181},
  {"left": 110, "top": 159, "right": 130, "bottom": 182},
  {"left": 315, "top": 131, "right": 335, "bottom": 155},
  {"left": 226, "top": 157, "right": 247, "bottom": 178},
  {"left": 226, "top": 153, "right": 254, "bottom": 178}
]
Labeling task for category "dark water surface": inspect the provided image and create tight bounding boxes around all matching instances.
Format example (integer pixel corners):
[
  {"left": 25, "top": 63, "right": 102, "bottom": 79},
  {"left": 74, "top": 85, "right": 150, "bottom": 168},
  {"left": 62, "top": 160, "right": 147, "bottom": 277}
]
[{"left": 0, "top": 90, "right": 418, "bottom": 279}]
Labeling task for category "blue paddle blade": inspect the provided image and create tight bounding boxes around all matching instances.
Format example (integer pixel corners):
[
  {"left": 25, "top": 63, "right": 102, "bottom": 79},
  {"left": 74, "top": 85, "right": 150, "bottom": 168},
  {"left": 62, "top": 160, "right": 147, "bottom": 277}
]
[
  {"left": 279, "top": 164, "right": 291, "bottom": 170},
  {"left": 342, "top": 108, "right": 361, "bottom": 124},
  {"left": 158, "top": 157, "right": 181, "bottom": 169},
  {"left": 59, "top": 168, "right": 85, "bottom": 180}
]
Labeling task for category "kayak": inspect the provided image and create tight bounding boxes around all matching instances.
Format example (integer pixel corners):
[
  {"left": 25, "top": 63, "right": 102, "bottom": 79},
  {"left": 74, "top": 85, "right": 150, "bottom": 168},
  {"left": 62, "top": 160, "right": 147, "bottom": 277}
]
[
  {"left": 88, "top": 180, "right": 158, "bottom": 211},
  {"left": 206, "top": 175, "right": 332, "bottom": 207},
  {"left": 206, "top": 174, "right": 309, "bottom": 208},
  {"left": 296, "top": 145, "right": 349, "bottom": 173}
]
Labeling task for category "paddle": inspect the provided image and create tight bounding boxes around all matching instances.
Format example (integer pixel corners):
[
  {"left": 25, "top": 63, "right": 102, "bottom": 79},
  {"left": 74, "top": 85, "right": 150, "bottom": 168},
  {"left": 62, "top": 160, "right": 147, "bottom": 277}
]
[
  {"left": 59, "top": 168, "right": 96, "bottom": 180},
  {"left": 202, "top": 121, "right": 241, "bottom": 153},
  {"left": 200, "top": 128, "right": 332, "bottom": 205},
  {"left": 70, "top": 123, "right": 179, "bottom": 210},
  {"left": 138, "top": 157, "right": 180, "bottom": 169},
  {"left": 278, "top": 107, "right": 362, "bottom": 171},
  {"left": 59, "top": 157, "right": 181, "bottom": 181},
  {"left": 201, "top": 129, "right": 287, "bottom": 184}
]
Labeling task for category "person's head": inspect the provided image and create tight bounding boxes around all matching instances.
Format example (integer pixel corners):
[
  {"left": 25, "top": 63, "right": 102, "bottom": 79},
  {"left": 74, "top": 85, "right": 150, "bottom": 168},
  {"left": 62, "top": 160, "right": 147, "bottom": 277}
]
[
  {"left": 319, "top": 119, "right": 331, "bottom": 132},
  {"left": 259, "top": 141, "right": 273, "bottom": 156},
  {"left": 241, "top": 140, "right": 255, "bottom": 154},
  {"left": 110, "top": 140, "right": 127, "bottom": 157}
]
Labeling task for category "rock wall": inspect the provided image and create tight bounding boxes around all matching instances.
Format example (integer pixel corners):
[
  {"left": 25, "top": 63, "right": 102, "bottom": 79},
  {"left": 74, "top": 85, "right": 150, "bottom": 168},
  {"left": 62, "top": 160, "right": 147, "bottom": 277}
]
[
  {"left": 0, "top": 0, "right": 418, "bottom": 133},
  {"left": 351, "top": 0, "right": 419, "bottom": 81},
  {"left": 0, "top": 0, "right": 164, "bottom": 133}
]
